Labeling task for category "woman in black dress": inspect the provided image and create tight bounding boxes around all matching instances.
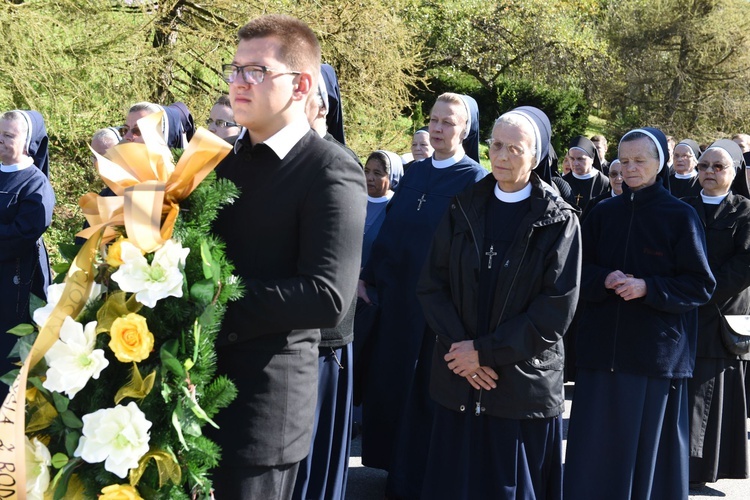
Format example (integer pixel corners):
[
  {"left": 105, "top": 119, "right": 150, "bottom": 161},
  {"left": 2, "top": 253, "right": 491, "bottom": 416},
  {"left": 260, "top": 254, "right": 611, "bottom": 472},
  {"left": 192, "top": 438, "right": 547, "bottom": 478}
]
[
  {"left": 417, "top": 106, "right": 581, "bottom": 499},
  {"left": 683, "top": 139, "right": 750, "bottom": 488}
]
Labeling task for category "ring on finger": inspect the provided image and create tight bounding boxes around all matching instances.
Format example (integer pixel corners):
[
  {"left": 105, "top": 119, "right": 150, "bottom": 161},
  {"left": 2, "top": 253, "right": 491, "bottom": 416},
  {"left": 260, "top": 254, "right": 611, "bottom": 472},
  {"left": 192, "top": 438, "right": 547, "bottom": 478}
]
[{"left": 471, "top": 374, "right": 478, "bottom": 379}]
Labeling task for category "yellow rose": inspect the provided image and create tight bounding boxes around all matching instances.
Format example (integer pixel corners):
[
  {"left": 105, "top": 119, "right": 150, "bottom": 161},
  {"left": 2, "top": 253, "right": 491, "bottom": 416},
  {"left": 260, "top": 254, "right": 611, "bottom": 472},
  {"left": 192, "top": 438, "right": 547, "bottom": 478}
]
[
  {"left": 109, "top": 313, "right": 154, "bottom": 363},
  {"left": 99, "top": 484, "right": 143, "bottom": 500}
]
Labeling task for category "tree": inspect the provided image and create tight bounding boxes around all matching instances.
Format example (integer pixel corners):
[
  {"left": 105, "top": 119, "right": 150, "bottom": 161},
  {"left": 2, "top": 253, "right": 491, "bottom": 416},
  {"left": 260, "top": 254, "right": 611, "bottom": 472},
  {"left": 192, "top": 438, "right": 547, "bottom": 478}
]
[
  {"left": 0, "top": 0, "right": 423, "bottom": 264},
  {"left": 600, "top": 0, "right": 750, "bottom": 141}
]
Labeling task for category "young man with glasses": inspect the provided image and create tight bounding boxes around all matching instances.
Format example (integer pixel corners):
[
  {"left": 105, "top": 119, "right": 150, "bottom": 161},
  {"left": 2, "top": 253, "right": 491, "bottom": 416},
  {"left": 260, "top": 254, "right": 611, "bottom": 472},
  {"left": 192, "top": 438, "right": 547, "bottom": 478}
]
[{"left": 210, "top": 14, "right": 366, "bottom": 500}]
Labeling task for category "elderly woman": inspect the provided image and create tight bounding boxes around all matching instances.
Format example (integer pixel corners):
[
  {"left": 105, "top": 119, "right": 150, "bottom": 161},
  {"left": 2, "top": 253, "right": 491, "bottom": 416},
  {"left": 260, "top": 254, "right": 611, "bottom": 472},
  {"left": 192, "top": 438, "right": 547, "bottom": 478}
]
[
  {"left": 670, "top": 139, "right": 702, "bottom": 199},
  {"left": 564, "top": 128, "right": 716, "bottom": 499},
  {"left": 682, "top": 139, "right": 750, "bottom": 488},
  {"left": 121, "top": 101, "right": 195, "bottom": 148},
  {"left": 361, "top": 150, "right": 403, "bottom": 268},
  {"left": 207, "top": 95, "right": 241, "bottom": 141},
  {"left": 411, "top": 127, "right": 433, "bottom": 162},
  {"left": 358, "top": 92, "right": 486, "bottom": 497},
  {"left": 0, "top": 110, "right": 55, "bottom": 389},
  {"left": 417, "top": 106, "right": 580, "bottom": 498}
]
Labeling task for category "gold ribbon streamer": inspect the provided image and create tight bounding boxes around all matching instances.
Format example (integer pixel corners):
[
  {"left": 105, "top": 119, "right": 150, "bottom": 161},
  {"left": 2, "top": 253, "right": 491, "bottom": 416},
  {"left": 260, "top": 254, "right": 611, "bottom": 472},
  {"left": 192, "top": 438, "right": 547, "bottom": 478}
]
[
  {"left": 0, "top": 230, "right": 102, "bottom": 500},
  {"left": 129, "top": 449, "right": 182, "bottom": 488},
  {"left": 114, "top": 364, "right": 156, "bottom": 405},
  {"left": 76, "top": 111, "right": 232, "bottom": 253}
]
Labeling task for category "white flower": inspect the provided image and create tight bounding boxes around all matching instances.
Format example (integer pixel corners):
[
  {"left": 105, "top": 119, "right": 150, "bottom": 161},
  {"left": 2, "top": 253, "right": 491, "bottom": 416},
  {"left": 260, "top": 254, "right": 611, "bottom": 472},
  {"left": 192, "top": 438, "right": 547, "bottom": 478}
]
[
  {"left": 43, "top": 316, "right": 109, "bottom": 399},
  {"left": 111, "top": 239, "right": 189, "bottom": 308},
  {"left": 74, "top": 402, "right": 152, "bottom": 478},
  {"left": 33, "top": 282, "right": 105, "bottom": 328},
  {"left": 25, "top": 436, "right": 51, "bottom": 500}
]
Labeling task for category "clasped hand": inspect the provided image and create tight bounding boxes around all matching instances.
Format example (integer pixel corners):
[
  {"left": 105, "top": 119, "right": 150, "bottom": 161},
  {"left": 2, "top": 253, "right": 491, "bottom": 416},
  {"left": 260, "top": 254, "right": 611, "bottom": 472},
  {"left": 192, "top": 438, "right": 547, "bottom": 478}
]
[
  {"left": 445, "top": 340, "right": 498, "bottom": 391},
  {"left": 604, "top": 270, "right": 647, "bottom": 301}
]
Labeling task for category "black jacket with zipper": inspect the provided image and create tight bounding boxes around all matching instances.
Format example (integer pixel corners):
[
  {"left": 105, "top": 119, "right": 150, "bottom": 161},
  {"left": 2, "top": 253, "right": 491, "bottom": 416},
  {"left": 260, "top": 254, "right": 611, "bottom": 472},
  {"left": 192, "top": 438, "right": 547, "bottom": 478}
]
[
  {"left": 417, "top": 173, "right": 581, "bottom": 419},
  {"left": 685, "top": 192, "right": 750, "bottom": 360}
]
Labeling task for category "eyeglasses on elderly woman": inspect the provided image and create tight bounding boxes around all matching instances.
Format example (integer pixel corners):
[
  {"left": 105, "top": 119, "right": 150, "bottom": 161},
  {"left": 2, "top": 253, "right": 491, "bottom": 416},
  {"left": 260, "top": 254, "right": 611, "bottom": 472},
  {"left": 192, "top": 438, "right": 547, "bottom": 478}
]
[
  {"left": 485, "top": 139, "right": 530, "bottom": 157},
  {"left": 118, "top": 125, "right": 141, "bottom": 137},
  {"left": 221, "top": 64, "right": 300, "bottom": 85},
  {"left": 697, "top": 162, "right": 731, "bottom": 172}
]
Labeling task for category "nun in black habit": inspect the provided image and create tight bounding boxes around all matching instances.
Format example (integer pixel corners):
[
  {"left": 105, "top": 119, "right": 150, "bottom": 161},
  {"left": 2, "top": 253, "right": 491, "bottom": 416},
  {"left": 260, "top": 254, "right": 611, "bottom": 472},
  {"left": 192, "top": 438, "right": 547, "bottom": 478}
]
[
  {"left": 562, "top": 135, "right": 610, "bottom": 212},
  {"left": 417, "top": 105, "right": 580, "bottom": 499},
  {"left": 669, "top": 139, "right": 702, "bottom": 199},
  {"left": 683, "top": 140, "right": 750, "bottom": 486},
  {"left": 0, "top": 110, "right": 55, "bottom": 392}
]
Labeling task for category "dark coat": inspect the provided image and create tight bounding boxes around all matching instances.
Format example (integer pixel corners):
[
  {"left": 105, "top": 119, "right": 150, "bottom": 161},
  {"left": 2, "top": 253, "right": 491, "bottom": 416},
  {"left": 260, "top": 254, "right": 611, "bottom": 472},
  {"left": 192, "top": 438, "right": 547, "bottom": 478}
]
[
  {"left": 0, "top": 167, "right": 54, "bottom": 379},
  {"left": 211, "top": 130, "right": 366, "bottom": 466},
  {"left": 417, "top": 173, "right": 582, "bottom": 419},
  {"left": 577, "top": 182, "right": 716, "bottom": 378},
  {"left": 685, "top": 193, "right": 750, "bottom": 360}
]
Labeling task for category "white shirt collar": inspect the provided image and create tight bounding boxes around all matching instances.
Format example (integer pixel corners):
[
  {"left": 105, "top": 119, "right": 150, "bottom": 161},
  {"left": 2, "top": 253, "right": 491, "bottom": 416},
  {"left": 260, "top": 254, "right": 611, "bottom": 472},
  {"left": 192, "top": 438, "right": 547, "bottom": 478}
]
[
  {"left": 700, "top": 190, "right": 728, "bottom": 205},
  {"left": 494, "top": 182, "right": 532, "bottom": 202},
  {"left": 233, "top": 118, "right": 311, "bottom": 160},
  {"left": 368, "top": 193, "right": 393, "bottom": 203},
  {"left": 572, "top": 170, "right": 595, "bottom": 180},
  {"left": 431, "top": 150, "right": 465, "bottom": 169},
  {"left": 0, "top": 156, "right": 34, "bottom": 172},
  {"left": 674, "top": 170, "right": 697, "bottom": 179}
]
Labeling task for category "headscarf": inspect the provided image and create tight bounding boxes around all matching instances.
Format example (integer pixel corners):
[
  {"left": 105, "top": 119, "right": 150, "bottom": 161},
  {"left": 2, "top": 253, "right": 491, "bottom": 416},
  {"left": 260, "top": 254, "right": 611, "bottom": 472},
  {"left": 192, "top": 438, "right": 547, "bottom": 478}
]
[
  {"left": 459, "top": 94, "right": 480, "bottom": 163},
  {"left": 160, "top": 102, "right": 195, "bottom": 149},
  {"left": 321, "top": 63, "right": 346, "bottom": 146},
  {"left": 373, "top": 150, "right": 404, "bottom": 191},
  {"left": 13, "top": 110, "right": 49, "bottom": 178},
  {"left": 619, "top": 127, "right": 670, "bottom": 189},
  {"left": 568, "top": 136, "right": 602, "bottom": 172},
  {"left": 676, "top": 139, "right": 701, "bottom": 160},
  {"left": 497, "top": 105, "right": 551, "bottom": 170},
  {"left": 534, "top": 143, "right": 560, "bottom": 185},
  {"left": 701, "top": 138, "right": 750, "bottom": 197},
  {"left": 107, "top": 126, "right": 123, "bottom": 143}
]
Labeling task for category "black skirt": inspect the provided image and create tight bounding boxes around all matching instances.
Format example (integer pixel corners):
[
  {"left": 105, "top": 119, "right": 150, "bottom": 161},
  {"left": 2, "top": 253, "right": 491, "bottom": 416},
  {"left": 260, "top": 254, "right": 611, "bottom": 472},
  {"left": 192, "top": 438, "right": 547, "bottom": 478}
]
[
  {"left": 688, "top": 358, "right": 749, "bottom": 482},
  {"left": 421, "top": 404, "right": 563, "bottom": 500}
]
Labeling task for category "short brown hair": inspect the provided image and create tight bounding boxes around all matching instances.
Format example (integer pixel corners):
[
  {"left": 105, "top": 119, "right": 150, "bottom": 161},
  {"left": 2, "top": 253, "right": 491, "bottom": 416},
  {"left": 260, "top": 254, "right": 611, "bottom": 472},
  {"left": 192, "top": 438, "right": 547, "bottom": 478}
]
[{"left": 238, "top": 15, "right": 321, "bottom": 77}]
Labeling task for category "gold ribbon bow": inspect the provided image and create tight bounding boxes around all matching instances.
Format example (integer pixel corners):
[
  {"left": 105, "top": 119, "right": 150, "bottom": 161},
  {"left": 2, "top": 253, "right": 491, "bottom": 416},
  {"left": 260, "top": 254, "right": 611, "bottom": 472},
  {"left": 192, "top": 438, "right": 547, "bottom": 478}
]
[
  {"left": 0, "top": 115, "right": 232, "bottom": 499},
  {"left": 77, "top": 111, "right": 232, "bottom": 253}
]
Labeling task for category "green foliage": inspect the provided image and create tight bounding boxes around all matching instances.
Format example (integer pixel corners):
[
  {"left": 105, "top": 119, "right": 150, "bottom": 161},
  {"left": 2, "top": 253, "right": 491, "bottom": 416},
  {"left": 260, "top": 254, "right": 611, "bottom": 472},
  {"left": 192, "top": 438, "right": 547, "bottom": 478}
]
[
  {"left": 599, "top": 0, "right": 750, "bottom": 141},
  {"left": 21, "top": 172, "right": 241, "bottom": 497},
  {"left": 414, "top": 69, "right": 590, "bottom": 154}
]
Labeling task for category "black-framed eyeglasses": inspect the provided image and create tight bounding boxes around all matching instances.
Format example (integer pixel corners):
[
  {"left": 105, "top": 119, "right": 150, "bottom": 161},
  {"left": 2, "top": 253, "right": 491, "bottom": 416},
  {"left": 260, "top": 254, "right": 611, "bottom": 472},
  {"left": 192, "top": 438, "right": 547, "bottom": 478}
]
[
  {"left": 221, "top": 64, "right": 300, "bottom": 85},
  {"left": 206, "top": 118, "right": 238, "bottom": 128},
  {"left": 118, "top": 125, "right": 141, "bottom": 137}
]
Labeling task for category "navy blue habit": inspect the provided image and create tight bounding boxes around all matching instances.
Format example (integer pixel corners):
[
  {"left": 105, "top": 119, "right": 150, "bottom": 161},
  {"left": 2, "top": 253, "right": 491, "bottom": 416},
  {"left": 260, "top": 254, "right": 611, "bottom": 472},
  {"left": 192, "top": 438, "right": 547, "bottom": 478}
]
[
  {"left": 0, "top": 111, "right": 54, "bottom": 390},
  {"left": 359, "top": 153, "right": 486, "bottom": 496}
]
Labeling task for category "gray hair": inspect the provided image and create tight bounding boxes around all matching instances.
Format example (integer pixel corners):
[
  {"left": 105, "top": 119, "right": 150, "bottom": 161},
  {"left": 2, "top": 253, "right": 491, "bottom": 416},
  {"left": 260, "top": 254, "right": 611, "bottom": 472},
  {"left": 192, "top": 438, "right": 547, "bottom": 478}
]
[
  {"left": 619, "top": 131, "right": 659, "bottom": 160},
  {"left": 491, "top": 113, "right": 538, "bottom": 159},
  {"left": 91, "top": 128, "right": 121, "bottom": 148},
  {"left": 128, "top": 101, "right": 161, "bottom": 114}
]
